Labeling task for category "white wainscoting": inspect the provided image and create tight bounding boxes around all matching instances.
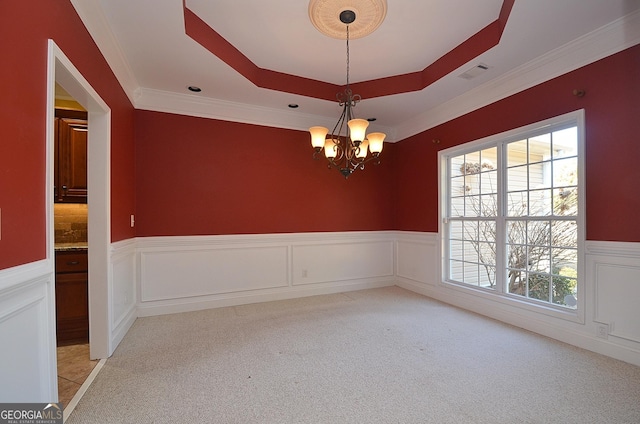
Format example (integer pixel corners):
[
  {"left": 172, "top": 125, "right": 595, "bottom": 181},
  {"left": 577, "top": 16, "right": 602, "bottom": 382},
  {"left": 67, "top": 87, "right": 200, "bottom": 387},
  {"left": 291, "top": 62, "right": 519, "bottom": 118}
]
[
  {"left": 136, "top": 232, "right": 396, "bottom": 316},
  {"left": 2, "top": 232, "right": 637, "bottom": 402},
  {"left": 0, "top": 239, "right": 137, "bottom": 402},
  {"left": 291, "top": 239, "right": 394, "bottom": 286},
  {"left": 140, "top": 245, "right": 289, "bottom": 301},
  {"left": 586, "top": 241, "right": 640, "bottom": 348},
  {"left": 395, "top": 233, "right": 640, "bottom": 367},
  {"left": 0, "top": 260, "right": 57, "bottom": 402},
  {"left": 395, "top": 231, "right": 439, "bottom": 285},
  {"left": 110, "top": 239, "right": 137, "bottom": 352}
]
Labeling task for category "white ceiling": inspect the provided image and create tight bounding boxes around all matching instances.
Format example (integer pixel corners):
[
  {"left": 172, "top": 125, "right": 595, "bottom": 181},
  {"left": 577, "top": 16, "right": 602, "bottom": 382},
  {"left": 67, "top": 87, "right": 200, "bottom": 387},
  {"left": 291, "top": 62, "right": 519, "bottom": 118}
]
[{"left": 71, "top": 0, "right": 640, "bottom": 141}]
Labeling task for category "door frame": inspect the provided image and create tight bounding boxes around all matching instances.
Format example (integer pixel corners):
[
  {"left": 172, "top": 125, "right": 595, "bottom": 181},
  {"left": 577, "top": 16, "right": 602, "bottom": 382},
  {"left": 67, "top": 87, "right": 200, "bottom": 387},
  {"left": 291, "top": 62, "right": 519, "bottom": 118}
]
[{"left": 47, "top": 40, "right": 111, "bottom": 359}]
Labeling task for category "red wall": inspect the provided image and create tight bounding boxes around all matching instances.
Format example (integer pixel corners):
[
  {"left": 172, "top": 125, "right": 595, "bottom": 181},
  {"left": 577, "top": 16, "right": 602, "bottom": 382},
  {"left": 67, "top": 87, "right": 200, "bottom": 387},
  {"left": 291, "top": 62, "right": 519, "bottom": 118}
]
[
  {"left": 0, "top": 1, "right": 136, "bottom": 269},
  {"left": 394, "top": 44, "right": 640, "bottom": 242},
  {"left": 1, "top": 1, "right": 637, "bottom": 271},
  {"left": 134, "top": 111, "right": 396, "bottom": 236}
]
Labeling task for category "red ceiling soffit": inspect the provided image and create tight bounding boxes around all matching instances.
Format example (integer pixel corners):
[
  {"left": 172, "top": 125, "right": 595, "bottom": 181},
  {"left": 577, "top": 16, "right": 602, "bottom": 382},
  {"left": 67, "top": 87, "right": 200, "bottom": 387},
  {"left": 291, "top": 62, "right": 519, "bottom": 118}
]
[{"left": 183, "top": 0, "right": 515, "bottom": 101}]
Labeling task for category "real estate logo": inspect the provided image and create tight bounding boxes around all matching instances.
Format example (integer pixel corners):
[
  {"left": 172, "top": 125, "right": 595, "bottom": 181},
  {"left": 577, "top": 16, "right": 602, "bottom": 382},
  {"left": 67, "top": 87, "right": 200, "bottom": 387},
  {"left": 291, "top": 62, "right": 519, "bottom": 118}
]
[{"left": 0, "top": 403, "right": 62, "bottom": 424}]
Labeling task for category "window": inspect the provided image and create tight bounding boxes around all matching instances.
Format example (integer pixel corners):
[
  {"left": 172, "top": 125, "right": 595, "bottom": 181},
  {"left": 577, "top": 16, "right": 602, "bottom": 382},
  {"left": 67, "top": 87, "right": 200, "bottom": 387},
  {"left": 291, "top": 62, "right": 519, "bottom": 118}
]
[{"left": 441, "top": 111, "right": 583, "bottom": 313}]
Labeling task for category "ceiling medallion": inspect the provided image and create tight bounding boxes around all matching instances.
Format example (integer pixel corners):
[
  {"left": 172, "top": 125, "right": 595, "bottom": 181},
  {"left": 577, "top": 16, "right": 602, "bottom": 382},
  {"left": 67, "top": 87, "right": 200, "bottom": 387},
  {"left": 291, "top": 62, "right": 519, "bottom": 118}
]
[{"left": 308, "top": 0, "right": 387, "bottom": 39}]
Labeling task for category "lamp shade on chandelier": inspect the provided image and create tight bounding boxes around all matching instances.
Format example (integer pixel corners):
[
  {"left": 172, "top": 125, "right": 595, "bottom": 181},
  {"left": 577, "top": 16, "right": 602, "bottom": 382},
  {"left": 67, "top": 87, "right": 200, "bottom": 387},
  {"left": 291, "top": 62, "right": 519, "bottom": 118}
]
[{"left": 309, "top": 9, "right": 386, "bottom": 178}]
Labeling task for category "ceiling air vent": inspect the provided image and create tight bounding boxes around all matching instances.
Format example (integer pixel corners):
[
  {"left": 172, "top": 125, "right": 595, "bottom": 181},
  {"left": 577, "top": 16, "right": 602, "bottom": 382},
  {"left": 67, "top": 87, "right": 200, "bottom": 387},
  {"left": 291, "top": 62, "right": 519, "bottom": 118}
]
[{"left": 458, "top": 63, "right": 490, "bottom": 80}]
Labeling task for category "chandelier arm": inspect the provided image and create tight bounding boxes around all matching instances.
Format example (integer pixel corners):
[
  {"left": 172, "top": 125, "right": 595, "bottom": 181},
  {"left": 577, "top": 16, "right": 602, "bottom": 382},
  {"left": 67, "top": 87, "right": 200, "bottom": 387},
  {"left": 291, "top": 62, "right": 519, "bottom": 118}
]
[
  {"left": 326, "top": 156, "right": 346, "bottom": 173},
  {"left": 359, "top": 153, "right": 382, "bottom": 167},
  {"left": 331, "top": 103, "right": 349, "bottom": 139},
  {"left": 346, "top": 100, "right": 353, "bottom": 123},
  {"left": 348, "top": 151, "right": 381, "bottom": 169},
  {"left": 335, "top": 144, "right": 345, "bottom": 161}
]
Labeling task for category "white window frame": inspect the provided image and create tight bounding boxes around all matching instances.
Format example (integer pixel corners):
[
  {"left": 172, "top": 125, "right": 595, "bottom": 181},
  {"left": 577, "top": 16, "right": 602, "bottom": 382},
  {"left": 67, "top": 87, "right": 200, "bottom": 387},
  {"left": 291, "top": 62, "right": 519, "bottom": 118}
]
[{"left": 438, "top": 110, "right": 585, "bottom": 323}]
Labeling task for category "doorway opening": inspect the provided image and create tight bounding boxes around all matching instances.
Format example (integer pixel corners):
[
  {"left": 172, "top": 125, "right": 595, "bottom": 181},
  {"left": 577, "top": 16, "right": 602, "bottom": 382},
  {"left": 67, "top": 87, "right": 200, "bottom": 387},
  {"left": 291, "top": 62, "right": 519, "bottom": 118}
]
[
  {"left": 47, "top": 40, "right": 112, "bottom": 404},
  {"left": 52, "top": 91, "right": 98, "bottom": 406}
]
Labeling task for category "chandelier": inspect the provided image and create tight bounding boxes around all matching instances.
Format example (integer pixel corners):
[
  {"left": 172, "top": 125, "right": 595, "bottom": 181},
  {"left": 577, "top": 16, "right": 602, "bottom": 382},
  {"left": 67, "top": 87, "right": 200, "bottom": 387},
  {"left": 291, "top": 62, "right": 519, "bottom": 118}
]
[{"left": 309, "top": 10, "right": 385, "bottom": 179}]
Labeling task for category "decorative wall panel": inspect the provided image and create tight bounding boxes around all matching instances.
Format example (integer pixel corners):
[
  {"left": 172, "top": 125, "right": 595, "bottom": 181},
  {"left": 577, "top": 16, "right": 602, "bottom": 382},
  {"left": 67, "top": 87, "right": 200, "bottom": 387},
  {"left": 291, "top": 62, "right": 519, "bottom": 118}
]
[
  {"left": 0, "top": 261, "right": 56, "bottom": 402},
  {"left": 588, "top": 241, "right": 640, "bottom": 344}
]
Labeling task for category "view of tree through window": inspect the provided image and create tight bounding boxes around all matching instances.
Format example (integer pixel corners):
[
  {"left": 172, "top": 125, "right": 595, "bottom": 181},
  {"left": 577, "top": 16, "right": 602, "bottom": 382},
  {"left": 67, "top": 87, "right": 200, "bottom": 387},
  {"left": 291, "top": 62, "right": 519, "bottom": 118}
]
[{"left": 444, "top": 120, "right": 580, "bottom": 309}]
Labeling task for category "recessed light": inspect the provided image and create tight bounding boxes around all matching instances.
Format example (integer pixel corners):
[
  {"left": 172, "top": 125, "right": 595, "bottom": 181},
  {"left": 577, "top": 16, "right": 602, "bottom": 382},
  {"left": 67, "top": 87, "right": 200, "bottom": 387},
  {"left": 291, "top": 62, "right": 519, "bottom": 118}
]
[
  {"left": 288, "top": 104, "right": 299, "bottom": 108},
  {"left": 367, "top": 117, "right": 377, "bottom": 122},
  {"left": 188, "top": 86, "right": 202, "bottom": 92}
]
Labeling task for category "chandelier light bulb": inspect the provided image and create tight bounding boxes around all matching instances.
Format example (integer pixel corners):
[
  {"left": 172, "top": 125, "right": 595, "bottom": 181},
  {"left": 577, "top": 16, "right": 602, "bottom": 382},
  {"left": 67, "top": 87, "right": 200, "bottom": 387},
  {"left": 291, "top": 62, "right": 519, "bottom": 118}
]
[
  {"left": 347, "top": 118, "right": 369, "bottom": 143},
  {"left": 309, "top": 126, "right": 329, "bottom": 149},
  {"left": 367, "top": 132, "right": 386, "bottom": 154},
  {"left": 356, "top": 139, "right": 369, "bottom": 158},
  {"left": 324, "top": 138, "right": 338, "bottom": 158}
]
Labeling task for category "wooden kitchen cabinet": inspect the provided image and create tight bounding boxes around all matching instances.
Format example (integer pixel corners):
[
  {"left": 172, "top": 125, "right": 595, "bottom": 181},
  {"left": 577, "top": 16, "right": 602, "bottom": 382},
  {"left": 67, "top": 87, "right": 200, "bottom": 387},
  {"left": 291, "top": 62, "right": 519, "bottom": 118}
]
[
  {"left": 55, "top": 109, "right": 88, "bottom": 203},
  {"left": 55, "top": 250, "right": 89, "bottom": 345}
]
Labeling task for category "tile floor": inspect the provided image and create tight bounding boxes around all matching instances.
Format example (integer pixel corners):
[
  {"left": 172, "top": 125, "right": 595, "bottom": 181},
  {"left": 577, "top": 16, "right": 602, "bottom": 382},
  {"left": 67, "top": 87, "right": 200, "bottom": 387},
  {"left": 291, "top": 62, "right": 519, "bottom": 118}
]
[{"left": 57, "top": 344, "right": 99, "bottom": 408}]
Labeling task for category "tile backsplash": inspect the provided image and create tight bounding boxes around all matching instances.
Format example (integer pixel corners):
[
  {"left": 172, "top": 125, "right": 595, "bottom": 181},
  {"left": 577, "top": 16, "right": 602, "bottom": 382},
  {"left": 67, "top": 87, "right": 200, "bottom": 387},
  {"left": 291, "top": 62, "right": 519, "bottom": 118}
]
[{"left": 54, "top": 203, "right": 88, "bottom": 244}]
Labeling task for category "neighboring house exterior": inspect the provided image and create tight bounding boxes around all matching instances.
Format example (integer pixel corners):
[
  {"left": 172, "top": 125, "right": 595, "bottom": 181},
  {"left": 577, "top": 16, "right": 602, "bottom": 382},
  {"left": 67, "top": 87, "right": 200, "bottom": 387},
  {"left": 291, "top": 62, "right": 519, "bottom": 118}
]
[{"left": 1, "top": 1, "right": 638, "bottom": 402}]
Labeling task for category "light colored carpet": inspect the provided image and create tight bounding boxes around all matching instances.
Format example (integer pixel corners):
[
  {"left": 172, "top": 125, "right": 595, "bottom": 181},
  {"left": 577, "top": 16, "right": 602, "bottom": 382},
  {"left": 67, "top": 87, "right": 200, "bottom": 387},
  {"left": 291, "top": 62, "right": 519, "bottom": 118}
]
[{"left": 67, "top": 287, "right": 640, "bottom": 423}]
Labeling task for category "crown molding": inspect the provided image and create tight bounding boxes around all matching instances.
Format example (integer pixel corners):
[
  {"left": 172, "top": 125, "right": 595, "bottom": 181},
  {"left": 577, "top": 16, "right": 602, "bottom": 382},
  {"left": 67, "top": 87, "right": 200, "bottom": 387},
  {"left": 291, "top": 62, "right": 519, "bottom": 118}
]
[
  {"left": 134, "top": 87, "right": 396, "bottom": 138},
  {"left": 135, "top": 88, "right": 321, "bottom": 131},
  {"left": 70, "top": 0, "right": 139, "bottom": 105},
  {"left": 394, "top": 9, "right": 640, "bottom": 141},
  {"left": 72, "top": 2, "right": 638, "bottom": 143}
]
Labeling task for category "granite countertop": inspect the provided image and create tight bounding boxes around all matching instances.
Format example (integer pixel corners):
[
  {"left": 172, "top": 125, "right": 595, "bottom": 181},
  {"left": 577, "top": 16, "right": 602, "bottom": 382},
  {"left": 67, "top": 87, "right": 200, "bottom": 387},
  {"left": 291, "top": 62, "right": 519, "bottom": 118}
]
[{"left": 54, "top": 242, "right": 88, "bottom": 251}]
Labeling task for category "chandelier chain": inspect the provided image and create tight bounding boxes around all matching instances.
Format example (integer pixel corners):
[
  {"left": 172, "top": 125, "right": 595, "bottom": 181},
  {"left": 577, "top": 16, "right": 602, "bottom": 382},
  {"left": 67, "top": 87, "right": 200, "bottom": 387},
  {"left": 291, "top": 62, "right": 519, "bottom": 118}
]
[{"left": 346, "top": 25, "right": 350, "bottom": 89}]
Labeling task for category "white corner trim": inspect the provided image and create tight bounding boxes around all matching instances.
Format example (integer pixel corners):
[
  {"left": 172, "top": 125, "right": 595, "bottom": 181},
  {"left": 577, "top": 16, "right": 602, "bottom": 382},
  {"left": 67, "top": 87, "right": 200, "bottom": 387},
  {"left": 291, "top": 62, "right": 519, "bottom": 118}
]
[
  {"left": 134, "top": 87, "right": 397, "bottom": 136},
  {"left": 134, "top": 87, "right": 323, "bottom": 131}
]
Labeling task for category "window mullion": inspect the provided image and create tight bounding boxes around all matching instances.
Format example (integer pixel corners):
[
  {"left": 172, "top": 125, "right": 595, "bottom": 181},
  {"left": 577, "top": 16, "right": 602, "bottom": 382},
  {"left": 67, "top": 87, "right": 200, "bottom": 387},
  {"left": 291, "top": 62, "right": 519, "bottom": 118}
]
[{"left": 495, "top": 141, "right": 507, "bottom": 294}]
